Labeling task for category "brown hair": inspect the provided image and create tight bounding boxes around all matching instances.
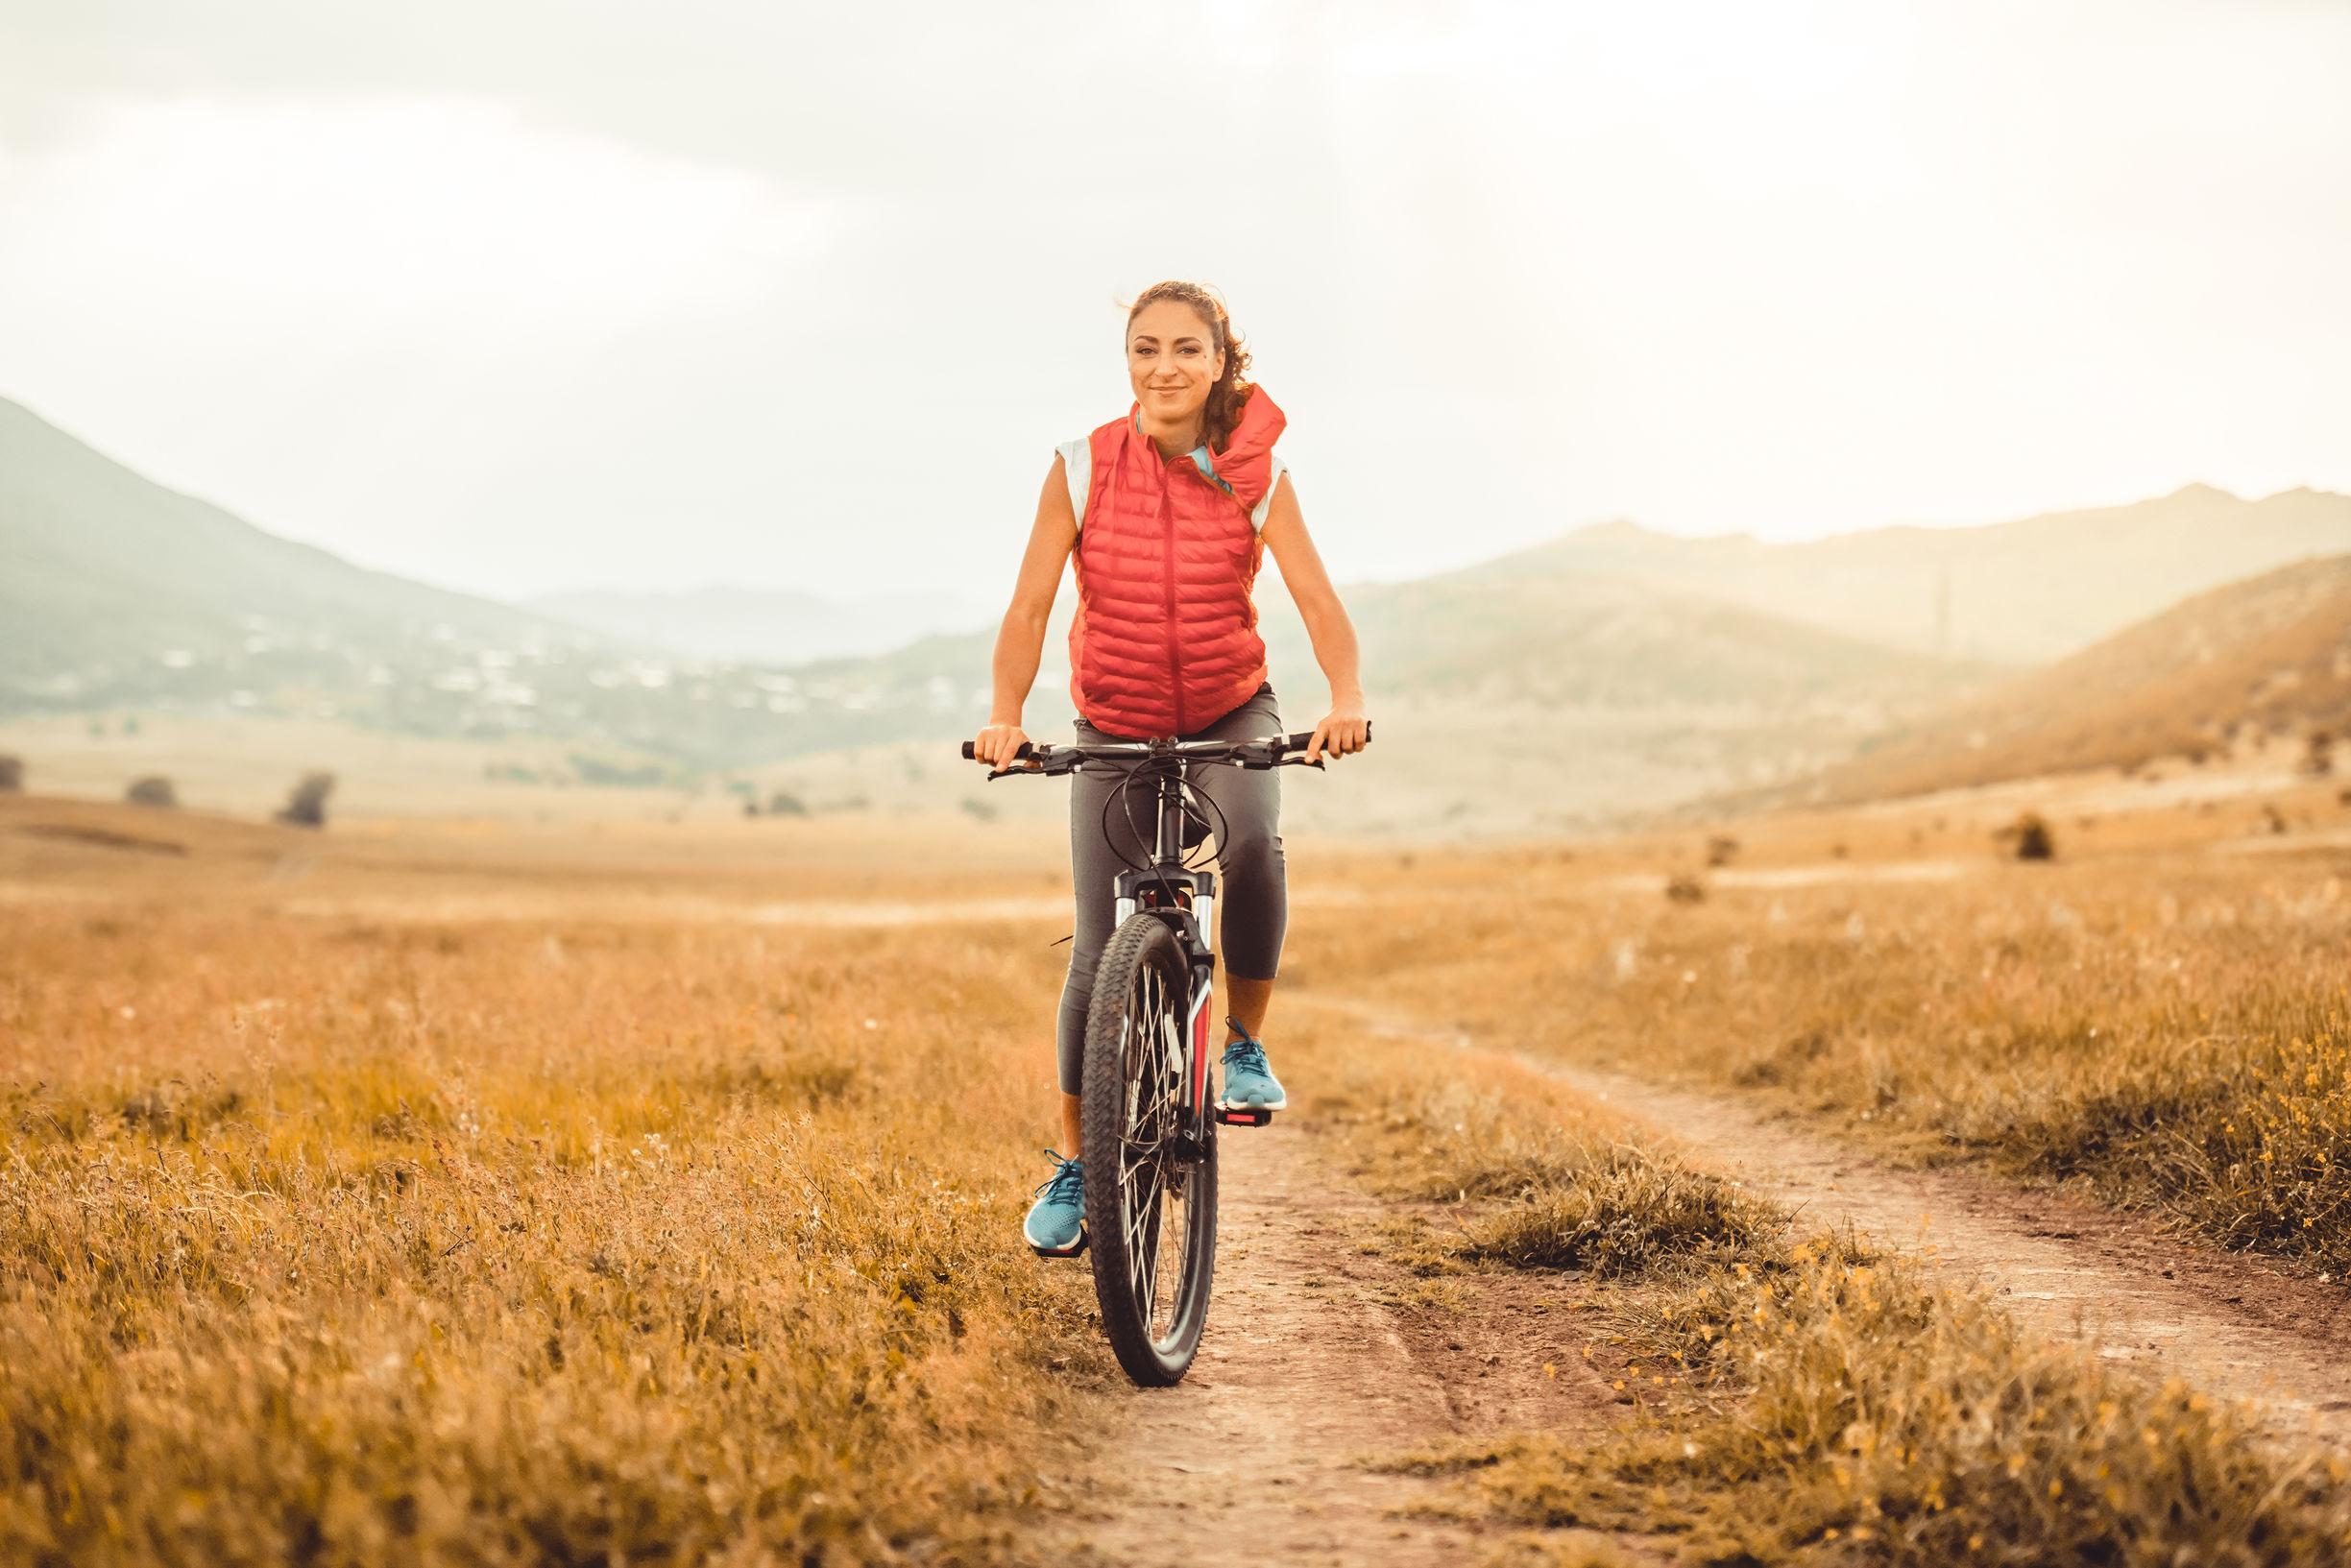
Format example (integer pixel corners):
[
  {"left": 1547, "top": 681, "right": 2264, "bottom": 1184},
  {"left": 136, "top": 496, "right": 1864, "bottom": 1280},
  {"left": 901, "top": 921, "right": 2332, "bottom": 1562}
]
[{"left": 1126, "top": 280, "right": 1253, "bottom": 452}]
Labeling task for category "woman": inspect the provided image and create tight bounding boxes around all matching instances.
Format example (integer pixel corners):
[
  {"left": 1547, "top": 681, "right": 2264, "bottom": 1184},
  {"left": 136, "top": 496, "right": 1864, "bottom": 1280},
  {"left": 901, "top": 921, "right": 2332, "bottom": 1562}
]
[{"left": 968, "top": 279, "right": 1369, "bottom": 1256}]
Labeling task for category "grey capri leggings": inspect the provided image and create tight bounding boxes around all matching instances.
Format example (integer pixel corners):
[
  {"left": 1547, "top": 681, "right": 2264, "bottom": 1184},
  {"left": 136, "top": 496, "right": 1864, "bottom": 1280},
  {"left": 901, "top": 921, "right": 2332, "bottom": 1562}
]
[{"left": 1054, "top": 680, "right": 1287, "bottom": 1094}]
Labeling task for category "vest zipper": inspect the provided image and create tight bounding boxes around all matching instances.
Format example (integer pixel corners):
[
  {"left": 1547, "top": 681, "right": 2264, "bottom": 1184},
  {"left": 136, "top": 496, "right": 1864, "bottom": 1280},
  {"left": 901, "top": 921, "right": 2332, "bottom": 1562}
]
[{"left": 1162, "top": 465, "right": 1186, "bottom": 735}]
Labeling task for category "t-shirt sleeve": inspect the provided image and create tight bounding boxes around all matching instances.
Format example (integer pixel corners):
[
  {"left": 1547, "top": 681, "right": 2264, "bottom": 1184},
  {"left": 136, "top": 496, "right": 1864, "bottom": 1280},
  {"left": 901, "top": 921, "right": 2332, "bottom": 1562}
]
[
  {"left": 1248, "top": 452, "right": 1290, "bottom": 532},
  {"left": 1054, "top": 438, "right": 1091, "bottom": 530}
]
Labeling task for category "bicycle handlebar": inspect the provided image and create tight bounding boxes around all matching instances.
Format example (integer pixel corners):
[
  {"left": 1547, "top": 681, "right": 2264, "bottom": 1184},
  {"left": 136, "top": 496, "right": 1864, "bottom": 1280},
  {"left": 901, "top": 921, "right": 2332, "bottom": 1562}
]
[{"left": 959, "top": 721, "right": 1369, "bottom": 776}]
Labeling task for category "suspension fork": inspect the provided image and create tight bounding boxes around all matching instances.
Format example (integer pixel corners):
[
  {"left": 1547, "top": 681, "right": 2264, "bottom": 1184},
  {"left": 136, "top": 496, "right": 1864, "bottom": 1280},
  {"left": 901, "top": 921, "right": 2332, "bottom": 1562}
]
[
  {"left": 1108, "top": 761, "right": 1221, "bottom": 1148},
  {"left": 1158, "top": 765, "right": 1219, "bottom": 1119}
]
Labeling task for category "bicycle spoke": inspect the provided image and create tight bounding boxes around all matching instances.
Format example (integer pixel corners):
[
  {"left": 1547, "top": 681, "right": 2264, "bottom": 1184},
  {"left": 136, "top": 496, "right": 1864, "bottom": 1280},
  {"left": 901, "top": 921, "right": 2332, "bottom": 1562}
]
[
  {"left": 1134, "top": 1193, "right": 1159, "bottom": 1318},
  {"left": 1118, "top": 957, "right": 1186, "bottom": 1338}
]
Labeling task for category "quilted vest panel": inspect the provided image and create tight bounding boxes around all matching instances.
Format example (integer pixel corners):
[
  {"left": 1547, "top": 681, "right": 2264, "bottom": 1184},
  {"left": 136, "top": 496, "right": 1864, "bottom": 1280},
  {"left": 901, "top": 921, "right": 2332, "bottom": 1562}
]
[{"left": 1067, "top": 386, "right": 1287, "bottom": 739}]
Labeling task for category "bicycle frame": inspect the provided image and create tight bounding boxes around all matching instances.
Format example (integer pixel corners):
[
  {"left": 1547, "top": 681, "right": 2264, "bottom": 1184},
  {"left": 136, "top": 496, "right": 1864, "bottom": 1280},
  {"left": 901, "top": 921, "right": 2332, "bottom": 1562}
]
[
  {"left": 1106, "top": 760, "right": 1259, "bottom": 1152},
  {"left": 961, "top": 720, "right": 1366, "bottom": 1130}
]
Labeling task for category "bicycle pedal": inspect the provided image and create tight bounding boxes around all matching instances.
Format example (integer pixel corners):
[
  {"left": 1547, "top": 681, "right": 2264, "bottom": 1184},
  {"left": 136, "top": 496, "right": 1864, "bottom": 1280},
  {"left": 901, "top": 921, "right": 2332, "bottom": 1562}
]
[{"left": 1214, "top": 1106, "right": 1276, "bottom": 1127}]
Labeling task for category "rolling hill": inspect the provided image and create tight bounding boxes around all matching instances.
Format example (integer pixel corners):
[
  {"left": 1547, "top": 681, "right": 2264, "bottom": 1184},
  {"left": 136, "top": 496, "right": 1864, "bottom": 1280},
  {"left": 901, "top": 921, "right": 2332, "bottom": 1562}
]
[
  {"left": 1474, "top": 485, "right": 2351, "bottom": 663},
  {"left": 0, "top": 397, "right": 959, "bottom": 766},
  {"left": 0, "top": 396, "right": 559, "bottom": 682},
  {"left": 1807, "top": 554, "right": 2351, "bottom": 804}
]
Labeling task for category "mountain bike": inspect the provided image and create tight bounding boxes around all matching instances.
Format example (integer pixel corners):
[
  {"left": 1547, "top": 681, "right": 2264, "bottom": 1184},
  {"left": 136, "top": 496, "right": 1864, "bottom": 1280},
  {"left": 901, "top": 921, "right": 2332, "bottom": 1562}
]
[{"left": 959, "top": 721, "right": 1369, "bottom": 1385}]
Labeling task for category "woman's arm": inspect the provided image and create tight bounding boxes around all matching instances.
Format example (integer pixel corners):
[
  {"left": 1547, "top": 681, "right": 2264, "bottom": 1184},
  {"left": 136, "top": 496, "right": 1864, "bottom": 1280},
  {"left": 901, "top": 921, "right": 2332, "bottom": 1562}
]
[
  {"left": 1257, "top": 472, "right": 1369, "bottom": 762},
  {"left": 971, "top": 454, "right": 1079, "bottom": 766}
]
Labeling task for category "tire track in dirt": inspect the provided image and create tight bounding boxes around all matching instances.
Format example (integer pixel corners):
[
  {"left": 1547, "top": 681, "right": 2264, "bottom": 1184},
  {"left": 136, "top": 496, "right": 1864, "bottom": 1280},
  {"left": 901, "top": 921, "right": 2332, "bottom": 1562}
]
[
  {"left": 1334, "top": 1004, "right": 2351, "bottom": 1451},
  {"left": 1035, "top": 1108, "right": 1657, "bottom": 1567}
]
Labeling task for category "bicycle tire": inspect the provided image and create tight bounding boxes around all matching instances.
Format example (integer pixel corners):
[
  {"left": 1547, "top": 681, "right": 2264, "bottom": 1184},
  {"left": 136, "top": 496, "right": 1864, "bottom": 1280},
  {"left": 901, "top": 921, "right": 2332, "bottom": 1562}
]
[{"left": 1080, "top": 911, "right": 1219, "bottom": 1386}]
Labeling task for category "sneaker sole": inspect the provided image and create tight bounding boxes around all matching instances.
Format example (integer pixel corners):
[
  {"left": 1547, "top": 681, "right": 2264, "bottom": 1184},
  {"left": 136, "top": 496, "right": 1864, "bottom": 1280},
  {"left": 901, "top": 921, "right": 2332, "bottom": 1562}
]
[{"left": 1025, "top": 1225, "right": 1087, "bottom": 1259}]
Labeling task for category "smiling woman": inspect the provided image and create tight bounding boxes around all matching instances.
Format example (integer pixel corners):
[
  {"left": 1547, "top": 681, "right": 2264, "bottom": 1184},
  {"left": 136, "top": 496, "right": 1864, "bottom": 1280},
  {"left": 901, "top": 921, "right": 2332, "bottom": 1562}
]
[{"left": 967, "top": 279, "right": 1370, "bottom": 1258}]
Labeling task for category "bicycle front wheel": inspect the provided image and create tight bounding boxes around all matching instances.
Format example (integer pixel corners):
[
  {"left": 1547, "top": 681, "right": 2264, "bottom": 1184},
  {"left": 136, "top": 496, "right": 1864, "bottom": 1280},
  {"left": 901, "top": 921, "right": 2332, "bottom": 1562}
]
[{"left": 1080, "top": 911, "right": 1219, "bottom": 1386}]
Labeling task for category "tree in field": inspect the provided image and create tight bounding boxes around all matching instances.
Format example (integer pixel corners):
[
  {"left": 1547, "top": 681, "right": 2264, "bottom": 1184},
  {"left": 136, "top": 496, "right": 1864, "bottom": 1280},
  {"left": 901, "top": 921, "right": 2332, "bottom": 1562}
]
[{"left": 277, "top": 771, "right": 336, "bottom": 829}]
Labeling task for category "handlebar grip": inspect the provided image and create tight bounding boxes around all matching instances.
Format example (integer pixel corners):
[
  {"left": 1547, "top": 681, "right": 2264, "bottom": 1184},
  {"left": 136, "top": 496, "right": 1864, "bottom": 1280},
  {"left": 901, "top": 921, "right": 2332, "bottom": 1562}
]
[
  {"left": 1275, "top": 720, "right": 1371, "bottom": 754},
  {"left": 963, "top": 740, "right": 1036, "bottom": 760}
]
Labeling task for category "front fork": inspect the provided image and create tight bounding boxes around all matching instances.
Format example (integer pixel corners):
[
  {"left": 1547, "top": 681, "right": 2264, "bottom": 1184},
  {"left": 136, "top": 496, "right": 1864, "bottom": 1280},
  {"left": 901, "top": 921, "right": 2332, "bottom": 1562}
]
[{"left": 1112, "top": 866, "right": 1236, "bottom": 1160}]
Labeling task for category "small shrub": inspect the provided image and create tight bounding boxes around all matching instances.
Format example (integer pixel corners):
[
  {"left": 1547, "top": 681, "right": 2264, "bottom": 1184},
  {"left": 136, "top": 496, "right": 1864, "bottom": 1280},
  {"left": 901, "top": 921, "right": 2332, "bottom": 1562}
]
[
  {"left": 766, "top": 790, "right": 808, "bottom": 817},
  {"left": 275, "top": 771, "right": 335, "bottom": 829},
  {"left": 125, "top": 776, "right": 178, "bottom": 808},
  {"left": 2263, "top": 802, "right": 2289, "bottom": 834},
  {"left": 1998, "top": 811, "right": 2054, "bottom": 860},
  {"left": 1705, "top": 834, "right": 1740, "bottom": 868},
  {"left": 0, "top": 754, "right": 21, "bottom": 793},
  {"left": 1454, "top": 1148, "right": 1783, "bottom": 1277},
  {"left": 958, "top": 797, "right": 999, "bottom": 823},
  {"left": 1665, "top": 872, "right": 1707, "bottom": 904},
  {"left": 2305, "top": 729, "right": 2335, "bottom": 777}
]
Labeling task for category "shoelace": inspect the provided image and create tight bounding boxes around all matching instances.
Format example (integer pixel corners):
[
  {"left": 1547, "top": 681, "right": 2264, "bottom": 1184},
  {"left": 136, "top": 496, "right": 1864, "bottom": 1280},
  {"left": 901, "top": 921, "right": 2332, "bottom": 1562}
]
[
  {"left": 1222, "top": 1038, "right": 1270, "bottom": 1075},
  {"left": 1033, "top": 1149, "right": 1084, "bottom": 1202}
]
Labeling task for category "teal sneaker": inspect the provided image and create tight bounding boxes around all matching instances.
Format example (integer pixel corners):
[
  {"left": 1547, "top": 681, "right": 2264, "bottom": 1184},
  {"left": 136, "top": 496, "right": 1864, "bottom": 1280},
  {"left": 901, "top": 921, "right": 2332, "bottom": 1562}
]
[
  {"left": 1217, "top": 1020, "right": 1288, "bottom": 1112},
  {"left": 1022, "top": 1149, "right": 1086, "bottom": 1257}
]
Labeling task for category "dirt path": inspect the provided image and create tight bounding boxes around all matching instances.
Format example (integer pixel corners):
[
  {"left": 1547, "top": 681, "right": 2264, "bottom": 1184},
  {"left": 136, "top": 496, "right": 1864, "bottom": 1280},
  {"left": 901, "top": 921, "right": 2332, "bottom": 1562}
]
[
  {"left": 1340, "top": 1008, "right": 2351, "bottom": 1449},
  {"left": 1037, "top": 1107, "right": 1648, "bottom": 1567}
]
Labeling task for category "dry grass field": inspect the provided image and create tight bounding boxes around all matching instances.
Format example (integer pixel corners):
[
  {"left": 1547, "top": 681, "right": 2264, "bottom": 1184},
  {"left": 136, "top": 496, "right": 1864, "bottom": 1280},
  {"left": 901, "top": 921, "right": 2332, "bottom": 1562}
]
[
  {"left": 1299, "top": 1025, "right": 2351, "bottom": 1564},
  {"left": 1337, "top": 772, "right": 2351, "bottom": 1270},
  {"left": 0, "top": 800, "right": 1107, "bottom": 1565},
  {"left": 5, "top": 759, "right": 2350, "bottom": 1564}
]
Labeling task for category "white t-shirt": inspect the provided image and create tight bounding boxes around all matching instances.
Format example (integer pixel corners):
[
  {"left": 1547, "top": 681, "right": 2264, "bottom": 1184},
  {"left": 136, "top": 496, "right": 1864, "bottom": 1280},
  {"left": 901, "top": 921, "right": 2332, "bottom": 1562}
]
[{"left": 1055, "top": 437, "right": 1289, "bottom": 535}]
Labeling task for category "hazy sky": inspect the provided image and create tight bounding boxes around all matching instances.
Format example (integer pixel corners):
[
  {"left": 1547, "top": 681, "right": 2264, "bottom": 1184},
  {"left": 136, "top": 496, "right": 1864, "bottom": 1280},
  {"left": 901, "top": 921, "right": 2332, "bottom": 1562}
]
[{"left": 3, "top": 1, "right": 2347, "bottom": 616}]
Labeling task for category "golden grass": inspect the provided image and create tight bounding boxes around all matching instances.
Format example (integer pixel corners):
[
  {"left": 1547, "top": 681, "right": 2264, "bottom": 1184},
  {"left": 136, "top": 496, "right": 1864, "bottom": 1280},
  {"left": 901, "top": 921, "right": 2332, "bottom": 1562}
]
[
  {"left": 9, "top": 769, "right": 2350, "bottom": 1562},
  {"left": 1311, "top": 1019, "right": 2351, "bottom": 1565},
  {"left": 1321, "top": 838, "right": 2351, "bottom": 1268},
  {"left": 0, "top": 904, "right": 1094, "bottom": 1565}
]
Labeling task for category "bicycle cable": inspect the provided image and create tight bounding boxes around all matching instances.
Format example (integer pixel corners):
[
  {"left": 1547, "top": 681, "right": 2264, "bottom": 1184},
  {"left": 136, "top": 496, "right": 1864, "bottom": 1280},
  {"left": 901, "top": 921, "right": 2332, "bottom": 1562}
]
[{"left": 1096, "top": 749, "right": 1237, "bottom": 911}]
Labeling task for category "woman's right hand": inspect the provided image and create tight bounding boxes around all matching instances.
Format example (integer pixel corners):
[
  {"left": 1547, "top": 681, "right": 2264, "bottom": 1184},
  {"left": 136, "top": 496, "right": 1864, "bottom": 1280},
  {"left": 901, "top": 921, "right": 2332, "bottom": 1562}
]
[{"left": 971, "top": 721, "right": 1030, "bottom": 766}]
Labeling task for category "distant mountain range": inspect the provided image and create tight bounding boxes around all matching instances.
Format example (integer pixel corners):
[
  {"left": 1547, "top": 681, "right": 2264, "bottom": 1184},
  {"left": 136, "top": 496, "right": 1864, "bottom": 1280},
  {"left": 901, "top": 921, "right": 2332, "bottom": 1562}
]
[
  {"left": 1806, "top": 553, "right": 2351, "bottom": 804},
  {"left": 1481, "top": 485, "right": 2351, "bottom": 663},
  {"left": 0, "top": 398, "right": 937, "bottom": 766},
  {"left": 7, "top": 389, "right": 2347, "bottom": 821}
]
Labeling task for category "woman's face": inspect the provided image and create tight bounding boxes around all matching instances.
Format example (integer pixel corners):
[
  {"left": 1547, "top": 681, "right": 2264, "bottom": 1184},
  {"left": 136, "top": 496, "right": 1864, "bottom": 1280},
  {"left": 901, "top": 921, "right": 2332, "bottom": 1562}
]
[{"left": 1127, "top": 300, "right": 1224, "bottom": 431}]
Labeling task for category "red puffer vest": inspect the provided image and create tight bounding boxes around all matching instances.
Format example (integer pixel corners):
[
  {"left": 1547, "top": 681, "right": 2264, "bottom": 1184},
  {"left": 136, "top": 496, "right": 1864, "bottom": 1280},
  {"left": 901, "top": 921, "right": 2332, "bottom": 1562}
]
[{"left": 1067, "top": 386, "right": 1287, "bottom": 739}]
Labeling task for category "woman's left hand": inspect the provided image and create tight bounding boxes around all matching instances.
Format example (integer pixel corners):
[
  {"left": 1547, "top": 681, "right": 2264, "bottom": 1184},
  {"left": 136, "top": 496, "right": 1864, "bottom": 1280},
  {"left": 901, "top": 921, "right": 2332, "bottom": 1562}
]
[{"left": 1306, "top": 700, "right": 1369, "bottom": 763}]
